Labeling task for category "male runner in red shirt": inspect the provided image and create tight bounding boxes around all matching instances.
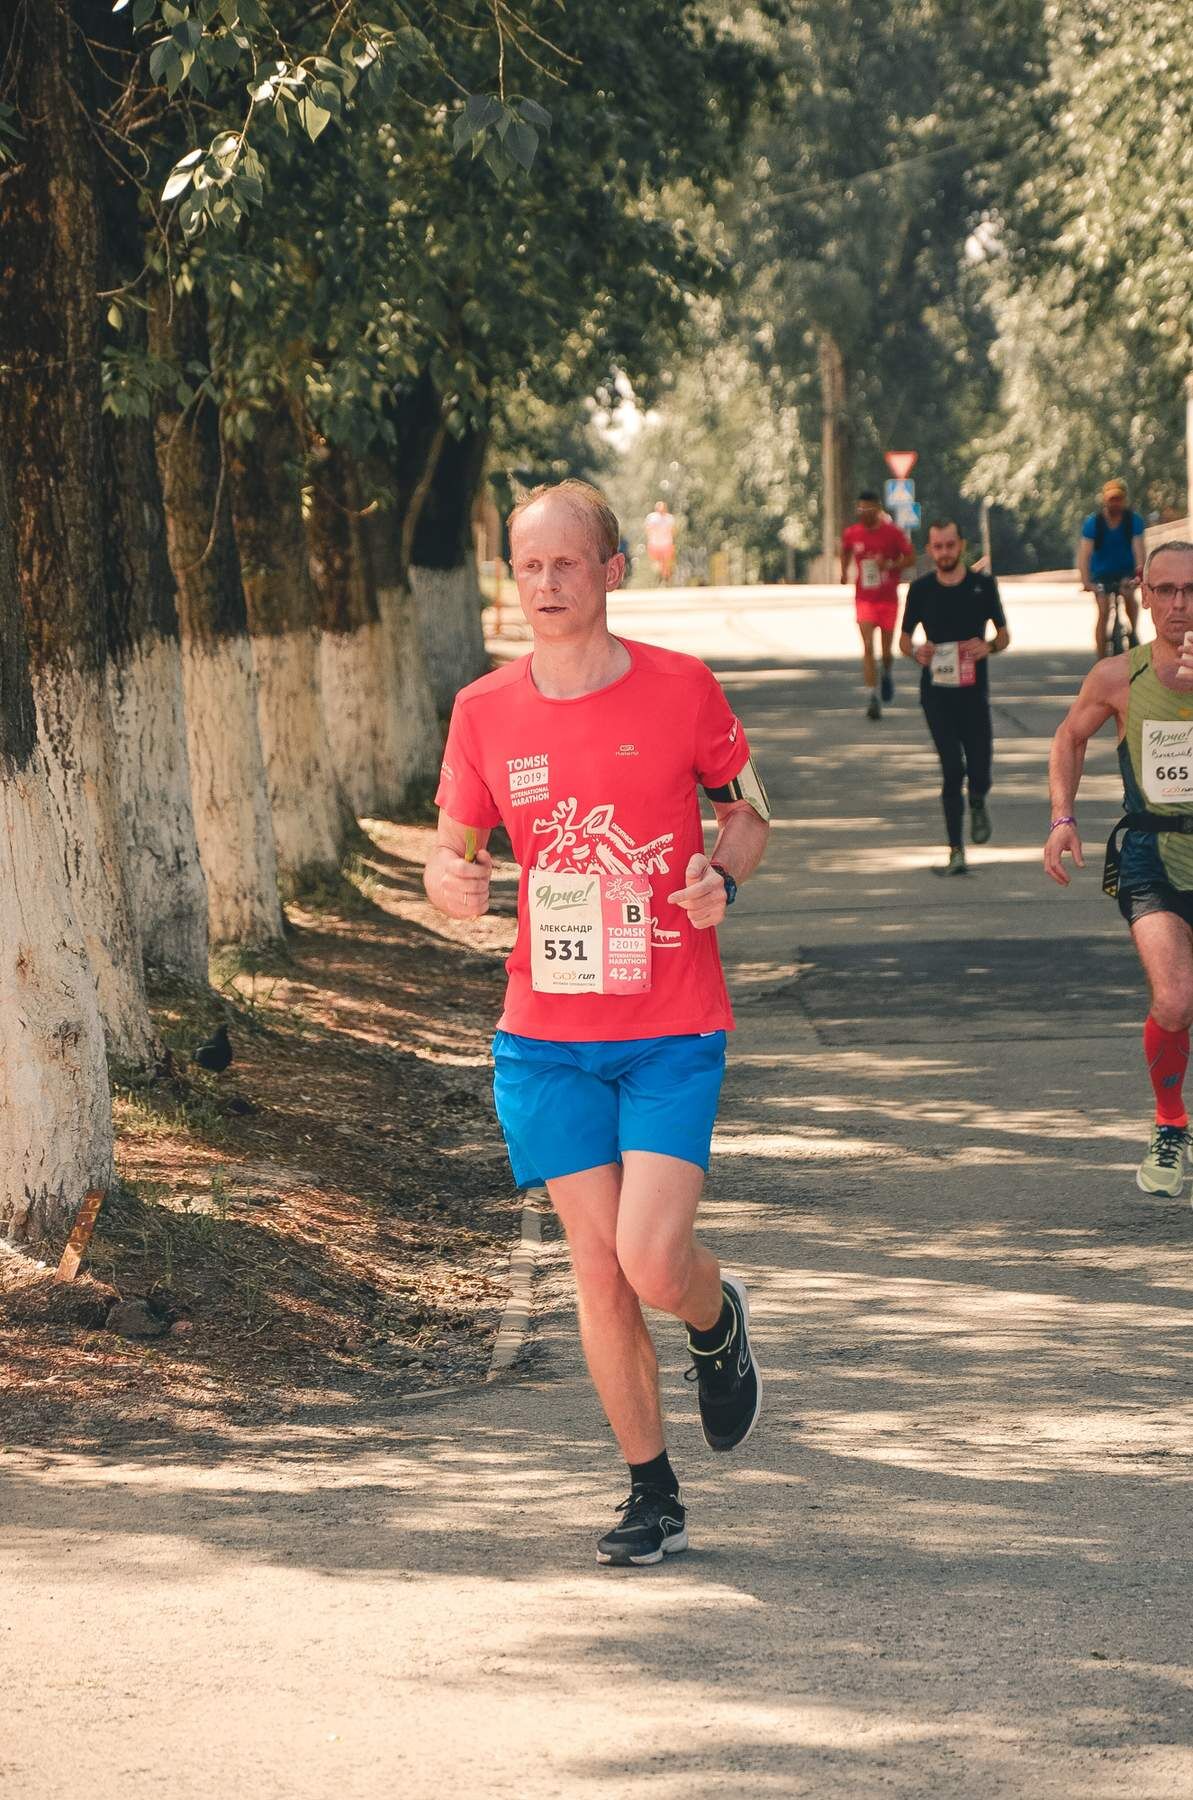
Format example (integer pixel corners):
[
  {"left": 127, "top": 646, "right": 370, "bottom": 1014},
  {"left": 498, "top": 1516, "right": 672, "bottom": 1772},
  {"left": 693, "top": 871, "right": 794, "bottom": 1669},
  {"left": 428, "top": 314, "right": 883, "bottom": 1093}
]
[
  {"left": 841, "top": 489, "right": 916, "bottom": 720},
  {"left": 425, "top": 479, "right": 771, "bottom": 1567}
]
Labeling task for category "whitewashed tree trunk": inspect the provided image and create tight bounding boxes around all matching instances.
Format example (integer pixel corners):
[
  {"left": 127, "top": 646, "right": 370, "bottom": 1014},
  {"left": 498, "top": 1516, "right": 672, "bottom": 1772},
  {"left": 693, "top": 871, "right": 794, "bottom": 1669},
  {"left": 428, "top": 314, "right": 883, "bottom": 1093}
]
[
  {"left": 1, "top": 755, "right": 113, "bottom": 1241},
  {"left": 319, "top": 619, "right": 387, "bottom": 817},
  {"left": 106, "top": 631, "right": 209, "bottom": 981},
  {"left": 32, "top": 668, "right": 161, "bottom": 1067},
  {"left": 179, "top": 634, "right": 284, "bottom": 945},
  {"left": 376, "top": 584, "right": 442, "bottom": 809},
  {"left": 231, "top": 401, "right": 349, "bottom": 885},
  {"left": 148, "top": 283, "right": 285, "bottom": 949},
  {"left": 406, "top": 418, "right": 490, "bottom": 714},
  {"left": 0, "top": 447, "right": 112, "bottom": 1243},
  {"left": 0, "top": 0, "right": 160, "bottom": 1071},
  {"left": 410, "top": 554, "right": 489, "bottom": 714},
  {"left": 250, "top": 628, "right": 349, "bottom": 881}
]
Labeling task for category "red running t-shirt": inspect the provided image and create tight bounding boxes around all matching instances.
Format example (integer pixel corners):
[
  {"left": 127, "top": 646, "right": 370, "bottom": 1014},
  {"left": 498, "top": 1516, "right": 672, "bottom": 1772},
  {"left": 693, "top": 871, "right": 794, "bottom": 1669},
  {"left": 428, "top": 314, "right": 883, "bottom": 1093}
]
[
  {"left": 435, "top": 639, "right": 751, "bottom": 1042},
  {"left": 841, "top": 520, "right": 913, "bottom": 605}
]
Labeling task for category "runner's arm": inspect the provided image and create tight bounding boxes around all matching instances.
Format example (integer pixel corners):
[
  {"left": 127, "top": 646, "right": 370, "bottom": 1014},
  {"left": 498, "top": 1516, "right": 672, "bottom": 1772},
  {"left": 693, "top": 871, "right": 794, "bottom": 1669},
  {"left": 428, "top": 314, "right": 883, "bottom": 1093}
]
[
  {"left": 707, "top": 798, "right": 770, "bottom": 885},
  {"left": 1132, "top": 523, "right": 1146, "bottom": 577},
  {"left": 1077, "top": 534, "right": 1094, "bottom": 591},
  {"left": 1043, "top": 663, "right": 1122, "bottom": 885},
  {"left": 424, "top": 811, "right": 494, "bottom": 918}
]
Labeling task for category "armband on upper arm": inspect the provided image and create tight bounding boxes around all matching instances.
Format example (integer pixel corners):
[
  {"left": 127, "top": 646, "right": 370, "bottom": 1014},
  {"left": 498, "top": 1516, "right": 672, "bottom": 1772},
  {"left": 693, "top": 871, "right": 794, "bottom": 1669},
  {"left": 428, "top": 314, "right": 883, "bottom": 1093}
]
[{"left": 703, "top": 753, "right": 772, "bottom": 822}]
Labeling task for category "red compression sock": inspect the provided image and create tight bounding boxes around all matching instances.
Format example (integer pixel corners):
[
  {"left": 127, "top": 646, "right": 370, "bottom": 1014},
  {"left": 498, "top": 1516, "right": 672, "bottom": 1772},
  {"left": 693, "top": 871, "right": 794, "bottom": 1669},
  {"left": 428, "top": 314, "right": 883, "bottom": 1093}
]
[{"left": 1144, "top": 1016, "right": 1190, "bottom": 1127}]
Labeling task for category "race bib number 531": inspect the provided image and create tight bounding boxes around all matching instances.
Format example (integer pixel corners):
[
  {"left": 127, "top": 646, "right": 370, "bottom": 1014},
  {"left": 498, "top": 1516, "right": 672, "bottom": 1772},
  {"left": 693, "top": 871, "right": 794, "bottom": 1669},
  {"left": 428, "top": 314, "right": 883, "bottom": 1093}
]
[
  {"left": 530, "top": 870, "right": 652, "bottom": 995},
  {"left": 1142, "top": 720, "right": 1193, "bottom": 802}
]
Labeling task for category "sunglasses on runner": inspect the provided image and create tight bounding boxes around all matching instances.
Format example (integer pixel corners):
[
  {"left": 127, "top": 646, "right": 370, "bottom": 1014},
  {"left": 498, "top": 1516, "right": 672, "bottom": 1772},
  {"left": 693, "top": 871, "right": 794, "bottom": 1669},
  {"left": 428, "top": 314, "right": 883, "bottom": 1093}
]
[{"left": 1147, "top": 582, "right": 1193, "bottom": 603}]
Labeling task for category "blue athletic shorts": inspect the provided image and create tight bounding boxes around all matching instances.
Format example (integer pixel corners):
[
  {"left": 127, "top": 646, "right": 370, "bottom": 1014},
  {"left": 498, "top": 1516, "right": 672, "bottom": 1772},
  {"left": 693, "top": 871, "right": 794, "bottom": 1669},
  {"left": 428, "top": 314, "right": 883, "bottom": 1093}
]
[{"left": 492, "top": 1030, "right": 727, "bottom": 1187}]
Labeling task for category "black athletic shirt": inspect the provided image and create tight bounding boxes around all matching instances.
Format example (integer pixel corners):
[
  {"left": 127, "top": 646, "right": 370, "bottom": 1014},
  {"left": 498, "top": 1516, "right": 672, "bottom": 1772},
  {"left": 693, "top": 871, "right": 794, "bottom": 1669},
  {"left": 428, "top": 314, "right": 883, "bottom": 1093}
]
[{"left": 900, "top": 569, "right": 1007, "bottom": 698}]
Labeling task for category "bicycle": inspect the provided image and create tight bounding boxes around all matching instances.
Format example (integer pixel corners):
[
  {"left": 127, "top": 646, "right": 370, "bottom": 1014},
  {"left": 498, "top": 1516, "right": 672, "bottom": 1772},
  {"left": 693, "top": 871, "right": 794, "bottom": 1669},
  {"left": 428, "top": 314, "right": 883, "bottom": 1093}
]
[{"left": 1095, "top": 576, "right": 1140, "bottom": 657}]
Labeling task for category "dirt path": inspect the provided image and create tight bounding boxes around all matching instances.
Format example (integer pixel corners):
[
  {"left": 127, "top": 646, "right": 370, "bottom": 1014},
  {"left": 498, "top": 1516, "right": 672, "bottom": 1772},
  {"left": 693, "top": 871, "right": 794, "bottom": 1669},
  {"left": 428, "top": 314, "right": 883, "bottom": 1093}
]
[{"left": 6, "top": 605, "right": 1193, "bottom": 1798}]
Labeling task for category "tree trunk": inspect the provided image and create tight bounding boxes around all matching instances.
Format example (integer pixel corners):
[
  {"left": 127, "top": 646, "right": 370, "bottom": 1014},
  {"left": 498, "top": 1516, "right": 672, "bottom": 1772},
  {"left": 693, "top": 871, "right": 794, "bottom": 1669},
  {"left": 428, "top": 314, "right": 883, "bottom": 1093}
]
[
  {"left": 149, "top": 284, "right": 285, "bottom": 947},
  {"left": 819, "top": 332, "right": 849, "bottom": 579},
  {"left": 230, "top": 399, "right": 349, "bottom": 883},
  {"left": 0, "top": 0, "right": 159, "bottom": 1068},
  {"left": 362, "top": 461, "right": 442, "bottom": 811},
  {"left": 102, "top": 315, "right": 209, "bottom": 981},
  {"left": 309, "top": 444, "right": 388, "bottom": 818},
  {"left": 409, "top": 422, "right": 490, "bottom": 712},
  {"left": 0, "top": 445, "right": 113, "bottom": 1241}
]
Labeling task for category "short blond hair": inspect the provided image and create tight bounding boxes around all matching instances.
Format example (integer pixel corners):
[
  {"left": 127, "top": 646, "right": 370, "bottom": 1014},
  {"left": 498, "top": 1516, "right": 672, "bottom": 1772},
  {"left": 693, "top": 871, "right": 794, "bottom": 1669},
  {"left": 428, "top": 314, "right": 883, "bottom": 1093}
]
[{"left": 507, "top": 479, "right": 621, "bottom": 562}]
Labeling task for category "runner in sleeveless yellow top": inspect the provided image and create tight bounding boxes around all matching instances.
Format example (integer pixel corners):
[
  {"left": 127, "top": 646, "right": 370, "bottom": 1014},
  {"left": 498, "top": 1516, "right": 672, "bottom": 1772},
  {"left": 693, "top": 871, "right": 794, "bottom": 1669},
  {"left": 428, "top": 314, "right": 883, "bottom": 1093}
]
[{"left": 1045, "top": 541, "right": 1193, "bottom": 1195}]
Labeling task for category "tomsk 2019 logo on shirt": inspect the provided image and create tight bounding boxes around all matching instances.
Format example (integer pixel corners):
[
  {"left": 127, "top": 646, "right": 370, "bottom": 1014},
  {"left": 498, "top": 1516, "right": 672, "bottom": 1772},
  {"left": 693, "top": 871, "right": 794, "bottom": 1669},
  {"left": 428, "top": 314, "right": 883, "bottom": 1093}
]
[{"left": 507, "top": 753, "right": 549, "bottom": 808}]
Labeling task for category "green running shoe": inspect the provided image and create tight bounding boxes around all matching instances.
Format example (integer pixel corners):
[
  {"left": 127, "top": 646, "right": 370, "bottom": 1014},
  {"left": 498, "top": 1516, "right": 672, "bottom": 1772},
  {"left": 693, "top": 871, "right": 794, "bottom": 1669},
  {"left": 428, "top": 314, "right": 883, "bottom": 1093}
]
[
  {"left": 933, "top": 847, "right": 967, "bottom": 877},
  {"left": 1136, "top": 1124, "right": 1189, "bottom": 1197},
  {"left": 970, "top": 799, "right": 992, "bottom": 844},
  {"left": 866, "top": 693, "right": 881, "bottom": 721}
]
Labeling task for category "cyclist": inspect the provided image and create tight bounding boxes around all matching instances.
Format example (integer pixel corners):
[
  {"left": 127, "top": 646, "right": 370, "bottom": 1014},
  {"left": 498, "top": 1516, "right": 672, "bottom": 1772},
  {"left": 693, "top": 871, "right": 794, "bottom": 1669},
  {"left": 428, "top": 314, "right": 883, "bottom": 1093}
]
[
  {"left": 1044, "top": 541, "right": 1193, "bottom": 1195},
  {"left": 426, "top": 479, "right": 770, "bottom": 1566},
  {"left": 1078, "top": 479, "right": 1146, "bottom": 658}
]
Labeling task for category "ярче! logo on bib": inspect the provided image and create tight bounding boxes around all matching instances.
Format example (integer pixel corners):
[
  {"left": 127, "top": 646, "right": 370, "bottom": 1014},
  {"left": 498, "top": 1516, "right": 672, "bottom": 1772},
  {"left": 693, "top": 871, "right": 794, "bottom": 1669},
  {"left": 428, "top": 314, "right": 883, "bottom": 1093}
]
[{"left": 508, "top": 753, "right": 549, "bottom": 808}]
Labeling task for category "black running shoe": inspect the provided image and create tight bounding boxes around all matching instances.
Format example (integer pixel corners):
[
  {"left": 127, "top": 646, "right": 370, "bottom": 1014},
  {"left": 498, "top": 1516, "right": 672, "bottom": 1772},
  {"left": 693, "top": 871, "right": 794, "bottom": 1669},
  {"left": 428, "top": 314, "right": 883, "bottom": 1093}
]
[
  {"left": 970, "top": 798, "right": 992, "bottom": 844},
  {"left": 686, "top": 1275, "right": 762, "bottom": 1452},
  {"left": 866, "top": 693, "right": 882, "bottom": 721},
  {"left": 595, "top": 1487, "right": 688, "bottom": 1567}
]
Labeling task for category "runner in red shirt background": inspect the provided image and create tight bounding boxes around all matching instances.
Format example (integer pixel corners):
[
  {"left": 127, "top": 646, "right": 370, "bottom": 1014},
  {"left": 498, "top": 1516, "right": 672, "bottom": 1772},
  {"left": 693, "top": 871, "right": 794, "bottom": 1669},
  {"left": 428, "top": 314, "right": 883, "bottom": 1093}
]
[
  {"left": 426, "top": 479, "right": 771, "bottom": 1569},
  {"left": 841, "top": 489, "right": 917, "bottom": 720}
]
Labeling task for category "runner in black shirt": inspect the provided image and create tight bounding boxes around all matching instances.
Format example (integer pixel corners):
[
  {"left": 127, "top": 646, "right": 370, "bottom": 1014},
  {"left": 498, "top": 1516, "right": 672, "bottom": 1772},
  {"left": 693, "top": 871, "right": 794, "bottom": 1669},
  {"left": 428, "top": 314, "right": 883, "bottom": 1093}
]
[{"left": 900, "top": 520, "right": 1010, "bottom": 875}]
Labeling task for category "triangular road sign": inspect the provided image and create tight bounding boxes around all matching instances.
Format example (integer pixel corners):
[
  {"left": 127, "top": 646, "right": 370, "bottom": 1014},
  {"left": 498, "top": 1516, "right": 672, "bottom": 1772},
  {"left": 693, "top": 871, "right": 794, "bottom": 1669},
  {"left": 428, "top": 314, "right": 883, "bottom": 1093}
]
[{"left": 884, "top": 451, "right": 918, "bottom": 479}]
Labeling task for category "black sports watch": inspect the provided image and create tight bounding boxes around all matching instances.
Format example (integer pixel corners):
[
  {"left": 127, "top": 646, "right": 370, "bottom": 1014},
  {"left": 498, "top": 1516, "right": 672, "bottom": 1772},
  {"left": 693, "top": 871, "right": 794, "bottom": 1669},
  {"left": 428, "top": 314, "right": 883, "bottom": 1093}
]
[{"left": 711, "top": 862, "right": 737, "bottom": 907}]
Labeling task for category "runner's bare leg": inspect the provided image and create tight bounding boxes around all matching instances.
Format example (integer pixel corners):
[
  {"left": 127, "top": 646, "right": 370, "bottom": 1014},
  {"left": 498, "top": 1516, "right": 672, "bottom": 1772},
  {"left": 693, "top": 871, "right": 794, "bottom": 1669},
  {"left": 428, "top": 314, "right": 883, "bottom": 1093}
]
[
  {"left": 1133, "top": 911, "right": 1193, "bottom": 1030},
  {"left": 547, "top": 1151, "right": 722, "bottom": 1463},
  {"left": 616, "top": 1150, "right": 721, "bottom": 1327},
  {"left": 858, "top": 620, "right": 877, "bottom": 689},
  {"left": 547, "top": 1163, "right": 667, "bottom": 1463}
]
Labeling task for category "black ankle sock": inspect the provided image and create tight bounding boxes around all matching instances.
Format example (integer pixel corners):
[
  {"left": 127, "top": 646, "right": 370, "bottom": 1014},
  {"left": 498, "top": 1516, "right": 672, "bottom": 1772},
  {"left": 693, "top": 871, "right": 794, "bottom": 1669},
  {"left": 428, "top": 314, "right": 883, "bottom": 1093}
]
[
  {"left": 628, "top": 1449, "right": 679, "bottom": 1496},
  {"left": 687, "top": 1295, "right": 733, "bottom": 1353}
]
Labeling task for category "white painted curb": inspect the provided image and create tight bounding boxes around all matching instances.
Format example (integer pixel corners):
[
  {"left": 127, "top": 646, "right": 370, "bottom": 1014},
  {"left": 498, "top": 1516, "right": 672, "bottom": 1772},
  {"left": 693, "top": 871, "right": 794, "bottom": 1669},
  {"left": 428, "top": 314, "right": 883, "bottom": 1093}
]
[{"left": 487, "top": 1187, "right": 547, "bottom": 1380}]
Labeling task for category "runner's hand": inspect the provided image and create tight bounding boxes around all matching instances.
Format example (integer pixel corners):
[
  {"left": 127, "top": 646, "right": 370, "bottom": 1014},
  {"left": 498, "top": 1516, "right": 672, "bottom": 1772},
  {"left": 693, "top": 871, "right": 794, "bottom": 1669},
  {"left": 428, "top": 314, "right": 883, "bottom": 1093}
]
[
  {"left": 1043, "top": 823, "right": 1084, "bottom": 887},
  {"left": 1177, "top": 630, "right": 1193, "bottom": 684},
  {"left": 438, "top": 847, "right": 493, "bottom": 918},
  {"left": 960, "top": 636, "right": 990, "bottom": 660},
  {"left": 668, "top": 854, "right": 728, "bottom": 929},
  {"left": 914, "top": 641, "right": 935, "bottom": 667}
]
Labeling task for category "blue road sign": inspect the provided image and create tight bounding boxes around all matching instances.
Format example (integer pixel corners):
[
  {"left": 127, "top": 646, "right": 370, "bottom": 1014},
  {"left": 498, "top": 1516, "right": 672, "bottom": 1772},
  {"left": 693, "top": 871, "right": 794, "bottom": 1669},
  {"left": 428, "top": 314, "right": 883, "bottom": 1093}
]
[
  {"left": 893, "top": 502, "right": 922, "bottom": 532},
  {"left": 885, "top": 478, "right": 915, "bottom": 507}
]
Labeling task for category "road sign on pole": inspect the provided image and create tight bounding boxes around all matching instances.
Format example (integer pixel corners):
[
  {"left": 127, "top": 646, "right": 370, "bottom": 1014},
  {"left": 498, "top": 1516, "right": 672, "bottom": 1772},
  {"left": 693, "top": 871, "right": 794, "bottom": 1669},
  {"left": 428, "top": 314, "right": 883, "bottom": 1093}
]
[
  {"left": 884, "top": 451, "right": 918, "bottom": 480},
  {"left": 893, "top": 502, "right": 922, "bottom": 533},
  {"left": 884, "top": 478, "right": 915, "bottom": 508}
]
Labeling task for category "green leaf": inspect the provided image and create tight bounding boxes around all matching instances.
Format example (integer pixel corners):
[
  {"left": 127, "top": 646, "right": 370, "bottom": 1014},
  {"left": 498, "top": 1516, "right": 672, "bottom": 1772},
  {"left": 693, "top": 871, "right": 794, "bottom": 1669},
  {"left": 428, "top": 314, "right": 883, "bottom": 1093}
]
[
  {"left": 212, "top": 33, "right": 242, "bottom": 68},
  {"left": 132, "top": 0, "right": 156, "bottom": 25},
  {"left": 107, "top": 302, "right": 124, "bottom": 329},
  {"left": 162, "top": 156, "right": 198, "bottom": 201},
  {"left": 516, "top": 97, "right": 551, "bottom": 130},
  {"left": 504, "top": 119, "right": 538, "bottom": 172},
  {"left": 172, "top": 18, "right": 201, "bottom": 49},
  {"left": 298, "top": 96, "right": 332, "bottom": 141},
  {"left": 453, "top": 93, "right": 503, "bottom": 151}
]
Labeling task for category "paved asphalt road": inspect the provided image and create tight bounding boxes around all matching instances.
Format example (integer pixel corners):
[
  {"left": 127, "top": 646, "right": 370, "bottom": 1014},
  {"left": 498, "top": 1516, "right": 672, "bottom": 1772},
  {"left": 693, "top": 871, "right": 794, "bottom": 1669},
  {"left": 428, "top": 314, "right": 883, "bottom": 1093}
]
[{"left": 7, "top": 584, "right": 1193, "bottom": 1799}]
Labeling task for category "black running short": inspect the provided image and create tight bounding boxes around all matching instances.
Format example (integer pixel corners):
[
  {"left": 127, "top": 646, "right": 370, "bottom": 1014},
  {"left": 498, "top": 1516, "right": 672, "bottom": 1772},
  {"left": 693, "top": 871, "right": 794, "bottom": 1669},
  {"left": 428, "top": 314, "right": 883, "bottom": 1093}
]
[{"left": 1117, "top": 881, "right": 1193, "bottom": 931}]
